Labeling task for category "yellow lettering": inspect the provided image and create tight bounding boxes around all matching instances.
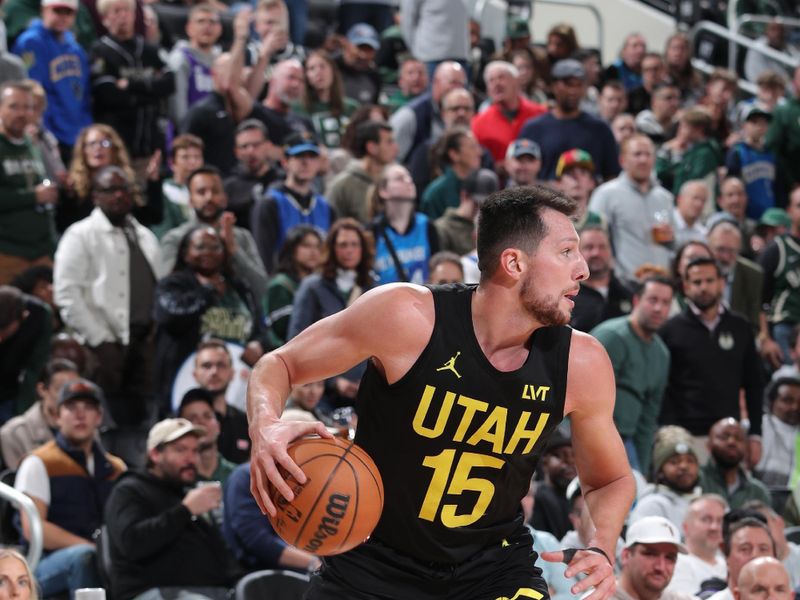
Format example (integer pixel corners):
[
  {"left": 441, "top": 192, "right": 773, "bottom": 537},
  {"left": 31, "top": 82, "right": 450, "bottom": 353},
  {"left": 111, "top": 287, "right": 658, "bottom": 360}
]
[
  {"left": 466, "top": 406, "right": 508, "bottom": 453},
  {"left": 496, "top": 588, "right": 544, "bottom": 600},
  {"left": 504, "top": 412, "right": 550, "bottom": 454},
  {"left": 453, "top": 395, "right": 488, "bottom": 442},
  {"left": 412, "top": 386, "right": 456, "bottom": 438},
  {"left": 534, "top": 386, "right": 550, "bottom": 401},
  {"left": 522, "top": 385, "right": 533, "bottom": 400}
]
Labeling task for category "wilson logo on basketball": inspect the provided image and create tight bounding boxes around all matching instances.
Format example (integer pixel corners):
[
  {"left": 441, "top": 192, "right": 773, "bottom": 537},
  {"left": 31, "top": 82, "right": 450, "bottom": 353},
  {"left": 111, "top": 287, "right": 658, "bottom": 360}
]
[{"left": 303, "top": 493, "right": 351, "bottom": 552}]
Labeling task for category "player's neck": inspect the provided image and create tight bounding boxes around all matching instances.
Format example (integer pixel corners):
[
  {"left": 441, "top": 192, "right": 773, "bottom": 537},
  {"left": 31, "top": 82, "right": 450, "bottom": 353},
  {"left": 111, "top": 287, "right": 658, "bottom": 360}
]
[{"left": 472, "top": 284, "right": 538, "bottom": 368}]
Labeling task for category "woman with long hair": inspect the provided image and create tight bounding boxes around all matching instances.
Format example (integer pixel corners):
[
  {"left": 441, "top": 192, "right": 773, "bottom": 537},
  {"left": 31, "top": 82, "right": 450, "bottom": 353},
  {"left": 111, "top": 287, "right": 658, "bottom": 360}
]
[
  {"left": 0, "top": 549, "right": 38, "bottom": 600},
  {"left": 288, "top": 218, "right": 375, "bottom": 405},
  {"left": 263, "top": 224, "right": 323, "bottom": 350},
  {"left": 294, "top": 50, "right": 359, "bottom": 148},
  {"left": 153, "top": 225, "right": 265, "bottom": 414},
  {"left": 508, "top": 47, "right": 549, "bottom": 104},
  {"left": 56, "top": 124, "right": 162, "bottom": 233}
]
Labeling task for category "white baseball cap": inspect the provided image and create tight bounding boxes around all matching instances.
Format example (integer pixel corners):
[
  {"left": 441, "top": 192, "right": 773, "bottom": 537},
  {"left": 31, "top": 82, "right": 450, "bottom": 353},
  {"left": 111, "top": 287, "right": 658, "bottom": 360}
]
[
  {"left": 625, "top": 516, "right": 688, "bottom": 553},
  {"left": 42, "top": 0, "right": 79, "bottom": 10},
  {"left": 147, "top": 418, "right": 206, "bottom": 452}
]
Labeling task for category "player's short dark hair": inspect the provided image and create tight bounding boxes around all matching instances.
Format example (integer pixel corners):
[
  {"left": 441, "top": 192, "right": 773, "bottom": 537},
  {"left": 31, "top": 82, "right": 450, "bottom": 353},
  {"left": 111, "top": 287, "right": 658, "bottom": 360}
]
[{"left": 476, "top": 185, "right": 577, "bottom": 277}]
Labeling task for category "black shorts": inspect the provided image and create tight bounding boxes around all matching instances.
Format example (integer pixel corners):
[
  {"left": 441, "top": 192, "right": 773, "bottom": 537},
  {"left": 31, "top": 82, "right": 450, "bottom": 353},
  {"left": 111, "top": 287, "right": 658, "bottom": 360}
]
[{"left": 304, "top": 526, "right": 549, "bottom": 600}]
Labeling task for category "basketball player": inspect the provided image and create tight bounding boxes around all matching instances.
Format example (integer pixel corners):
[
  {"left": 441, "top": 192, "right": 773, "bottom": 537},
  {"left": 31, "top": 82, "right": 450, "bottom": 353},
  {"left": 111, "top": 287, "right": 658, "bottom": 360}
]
[{"left": 247, "top": 186, "right": 636, "bottom": 599}]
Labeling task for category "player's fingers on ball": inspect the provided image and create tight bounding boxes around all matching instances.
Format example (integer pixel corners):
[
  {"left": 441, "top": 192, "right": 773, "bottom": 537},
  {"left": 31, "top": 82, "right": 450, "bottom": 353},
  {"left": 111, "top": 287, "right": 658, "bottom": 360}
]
[
  {"left": 250, "top": 462, "right": 276, "bottom": 516},
  {"left": 264, "top": 454, "right": 298, "bottom": 500}
]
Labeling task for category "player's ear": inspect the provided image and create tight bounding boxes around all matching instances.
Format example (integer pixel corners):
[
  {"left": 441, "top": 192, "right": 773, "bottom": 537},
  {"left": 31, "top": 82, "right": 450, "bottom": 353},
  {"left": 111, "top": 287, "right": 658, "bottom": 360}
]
[{"left": 499, "top": 248, "right": 524, "bottom": 279}]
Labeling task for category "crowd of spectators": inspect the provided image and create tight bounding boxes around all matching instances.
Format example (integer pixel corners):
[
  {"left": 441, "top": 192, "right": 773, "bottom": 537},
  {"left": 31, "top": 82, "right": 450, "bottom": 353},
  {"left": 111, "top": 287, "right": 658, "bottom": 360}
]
[{"left": 2, "top": 0, "right": 800, "bottom": 598}]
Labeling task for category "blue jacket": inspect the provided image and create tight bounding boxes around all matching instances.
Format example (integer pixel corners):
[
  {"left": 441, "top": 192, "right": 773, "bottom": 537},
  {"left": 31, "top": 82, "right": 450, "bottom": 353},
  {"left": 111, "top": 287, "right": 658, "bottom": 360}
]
[
  {"left": 13, "top": 20, "right": 92, "bottom": 145},
  {"left": 222, "top": 462, "right": 288, "bottom": 570}
]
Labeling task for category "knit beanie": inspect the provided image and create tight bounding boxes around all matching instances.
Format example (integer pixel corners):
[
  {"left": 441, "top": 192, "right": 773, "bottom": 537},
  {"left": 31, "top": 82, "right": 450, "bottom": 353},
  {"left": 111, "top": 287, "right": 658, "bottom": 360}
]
[{"left": 651, "top": 425, "right": 697, "bottom": 476}]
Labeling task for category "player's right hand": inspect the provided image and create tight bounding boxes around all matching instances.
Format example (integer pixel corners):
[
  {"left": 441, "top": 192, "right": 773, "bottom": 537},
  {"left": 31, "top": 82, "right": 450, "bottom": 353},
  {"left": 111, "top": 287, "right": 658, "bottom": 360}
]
[{"left": 249, "top": 417, "right": 333, "bottom": 517}]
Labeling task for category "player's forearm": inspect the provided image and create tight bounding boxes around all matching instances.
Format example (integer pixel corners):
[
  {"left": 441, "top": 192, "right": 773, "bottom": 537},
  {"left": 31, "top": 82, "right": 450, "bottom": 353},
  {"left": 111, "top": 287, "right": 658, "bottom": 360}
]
[
  {"left": 582, "top": 473, "right": 635, "bottom": 562},
  {"left": 247, "top": 352, "right": 292, "bottom": 426}
]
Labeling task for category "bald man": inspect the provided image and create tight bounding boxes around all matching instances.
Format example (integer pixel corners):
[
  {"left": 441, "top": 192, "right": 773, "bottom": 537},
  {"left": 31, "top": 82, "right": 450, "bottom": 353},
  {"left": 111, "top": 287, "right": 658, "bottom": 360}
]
[{"left": 734, "top": 556, "right": 792, "bottom": 600}]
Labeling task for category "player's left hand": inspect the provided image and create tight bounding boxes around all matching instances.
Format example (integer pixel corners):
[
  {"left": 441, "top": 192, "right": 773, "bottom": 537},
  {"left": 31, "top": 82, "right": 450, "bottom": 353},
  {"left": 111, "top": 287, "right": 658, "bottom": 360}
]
[{"left": 541, "top": 548, "right": 616, "bottom": 600}]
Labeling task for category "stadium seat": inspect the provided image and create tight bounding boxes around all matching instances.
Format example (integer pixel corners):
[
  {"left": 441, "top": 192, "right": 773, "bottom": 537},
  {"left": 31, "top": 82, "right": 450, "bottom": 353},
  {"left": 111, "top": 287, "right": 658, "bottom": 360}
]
[{"left": 235, "top": 569, "right": 310, "bottom": 600}]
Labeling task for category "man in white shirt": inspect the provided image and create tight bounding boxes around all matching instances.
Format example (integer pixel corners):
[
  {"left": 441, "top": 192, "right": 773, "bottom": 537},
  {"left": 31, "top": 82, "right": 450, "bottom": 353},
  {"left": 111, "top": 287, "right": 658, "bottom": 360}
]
[
  {"left": 667, "top": 494, "right": 728, "bottom": 595},
  {"left": 54, "top": 166, "right": 163, "bottom": 432}
]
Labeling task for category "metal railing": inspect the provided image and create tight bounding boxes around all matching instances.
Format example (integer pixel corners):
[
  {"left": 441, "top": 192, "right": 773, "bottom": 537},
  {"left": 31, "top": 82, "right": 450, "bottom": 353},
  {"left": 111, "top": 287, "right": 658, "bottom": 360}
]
[
  {"left": 690, "top": 19, "right": 797, "bottom": 93},
  {"left": 531, "top": 0, "right": 605, "bottom": 58},
  {"left": 0, "top": 480, "right": 43, "bottom": 570},
  {"left": 732, "top": 14, "right": 800, "bottom": 76}
]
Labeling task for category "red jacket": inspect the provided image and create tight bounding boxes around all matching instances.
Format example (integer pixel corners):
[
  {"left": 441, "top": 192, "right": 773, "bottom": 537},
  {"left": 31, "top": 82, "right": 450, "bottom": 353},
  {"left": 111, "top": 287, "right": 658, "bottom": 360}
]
[{"left": 471, "top": 97, "right": 547, "bottom": 162}]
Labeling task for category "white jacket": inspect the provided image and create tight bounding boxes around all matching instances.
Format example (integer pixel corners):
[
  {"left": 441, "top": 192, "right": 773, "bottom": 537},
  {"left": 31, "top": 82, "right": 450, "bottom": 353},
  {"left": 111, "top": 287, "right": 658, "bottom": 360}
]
[{"left": 54, "top": 207, "right": 163, "bottom": 346}]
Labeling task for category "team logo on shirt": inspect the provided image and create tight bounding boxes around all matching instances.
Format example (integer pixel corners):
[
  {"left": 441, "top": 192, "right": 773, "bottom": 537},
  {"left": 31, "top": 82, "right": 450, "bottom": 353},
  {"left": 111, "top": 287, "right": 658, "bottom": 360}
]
[
  {"left": 718, "top": 332, "right": 734, "bottom": 350},
  {"left": 436, "top": 352, "right": 462, "bottom": 378}
]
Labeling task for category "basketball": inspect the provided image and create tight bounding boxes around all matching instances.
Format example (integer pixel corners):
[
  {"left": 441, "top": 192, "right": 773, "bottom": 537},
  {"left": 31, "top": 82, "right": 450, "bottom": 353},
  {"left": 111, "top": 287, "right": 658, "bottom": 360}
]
[{"left": 266, "top": 436, "right": 384, "bottom": 556}]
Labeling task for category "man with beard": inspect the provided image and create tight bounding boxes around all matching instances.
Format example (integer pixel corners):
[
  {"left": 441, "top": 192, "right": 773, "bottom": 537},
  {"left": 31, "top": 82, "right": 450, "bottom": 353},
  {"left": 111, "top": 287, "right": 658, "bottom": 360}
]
[
  {"left": 104, "top": 418, "right": 239, "bottom": 600},
  {"left": 247, "top": 186, "right": 635, "bottom": 599},
  {"left": 531, "top": 431, "right": 578, "bottom": 540},
  {"left": 666, "top": 494, "right": 728, "bottom": 595},
  {"left": 699, "top": 418, "right": 770, "bottom": 510},
  {"left": 192, "top": 339, "right": 250, "bottom": 463},
  {"left": 658, "top": 258, "right": 764, "bottom": 464},
  {"left": 591, "top": 276, "right": 673, "bottom": 473},
  {"left": 160, "top": 166, "right": 267, "bottom": 298},
  {"left": 518, "top": 59, "right": 619, "bottom": 181},
  {"left": 630, "top": 425, "right": 701, "bottom": 529},
  {"left": 612, "top": 516, "right": 692, "bottom": 600},
  {"left": 570, "top": 226, "right": 633, "bottom": 333}
]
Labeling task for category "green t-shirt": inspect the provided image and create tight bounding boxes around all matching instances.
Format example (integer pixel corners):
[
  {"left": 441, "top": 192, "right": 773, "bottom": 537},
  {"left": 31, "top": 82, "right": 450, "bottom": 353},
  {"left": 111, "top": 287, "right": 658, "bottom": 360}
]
[
  {"left": 200, "top": 286, "right": 253, "bottom": 345},
  {"left": 0, "top": 133, "right": 55, "bottom": 259},
  {"left": 292, "top": 98, "right": 358, "bottom": 148}
]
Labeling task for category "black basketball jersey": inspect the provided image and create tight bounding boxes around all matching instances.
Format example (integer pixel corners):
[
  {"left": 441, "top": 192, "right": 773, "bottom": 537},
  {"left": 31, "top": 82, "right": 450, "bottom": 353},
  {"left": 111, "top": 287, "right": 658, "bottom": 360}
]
[{"left": 354, "top": 284, "right": 571, "bottom": 564}]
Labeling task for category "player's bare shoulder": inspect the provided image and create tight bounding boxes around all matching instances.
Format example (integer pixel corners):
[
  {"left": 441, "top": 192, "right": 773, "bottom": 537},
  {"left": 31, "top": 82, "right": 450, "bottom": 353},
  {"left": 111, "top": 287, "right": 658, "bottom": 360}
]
[
  {"left": 352, "top": 283, "right": 436, "bottom": 382},
  {"left": 565, "top": 328, "right": 615, "bottom": 414}
]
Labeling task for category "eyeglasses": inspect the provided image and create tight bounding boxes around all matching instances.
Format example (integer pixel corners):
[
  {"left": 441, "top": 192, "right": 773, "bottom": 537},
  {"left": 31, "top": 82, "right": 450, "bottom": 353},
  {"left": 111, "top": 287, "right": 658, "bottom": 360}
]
[{"left": 86, "top": 138, "right": 113, "bottom": 149}]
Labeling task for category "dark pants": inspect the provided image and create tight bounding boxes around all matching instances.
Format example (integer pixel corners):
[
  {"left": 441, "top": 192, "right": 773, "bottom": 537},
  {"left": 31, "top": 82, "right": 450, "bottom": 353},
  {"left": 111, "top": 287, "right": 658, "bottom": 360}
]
[
  {"left": 91, "top": 324, "right": 154, "bottom": 427},
  {"left": 305, "top": 527, "right": 549, "bottom": 600}
]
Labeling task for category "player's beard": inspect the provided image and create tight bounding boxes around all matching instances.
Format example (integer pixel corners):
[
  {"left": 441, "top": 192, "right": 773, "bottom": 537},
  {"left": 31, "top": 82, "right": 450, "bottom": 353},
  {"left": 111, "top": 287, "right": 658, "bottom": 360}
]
[{"left": 520, "top": 276, "right": 569, "bottom": 326}]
